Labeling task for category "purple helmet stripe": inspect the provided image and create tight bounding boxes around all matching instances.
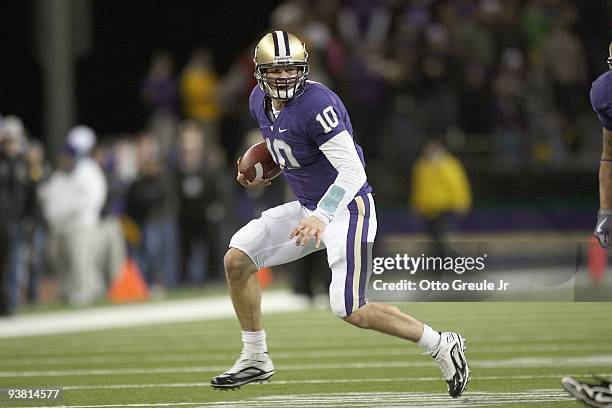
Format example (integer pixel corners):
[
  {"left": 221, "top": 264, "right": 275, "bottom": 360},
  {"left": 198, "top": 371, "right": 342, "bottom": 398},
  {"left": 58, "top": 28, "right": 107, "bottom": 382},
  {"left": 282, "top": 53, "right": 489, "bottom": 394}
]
[
  {"left": 282, "top": 31, "right": 291, "bottom": 56},
  {"left": 272, "top": 32, "right": 280, "bottom": 57}
]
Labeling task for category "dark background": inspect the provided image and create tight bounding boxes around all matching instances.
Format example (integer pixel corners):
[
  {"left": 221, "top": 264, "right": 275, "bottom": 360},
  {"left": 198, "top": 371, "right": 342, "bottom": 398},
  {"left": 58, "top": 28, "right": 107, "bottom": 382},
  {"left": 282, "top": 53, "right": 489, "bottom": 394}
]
[
  {"left": 1, "top": 1, "right": 610, "bottom": 139},
  {"left": 0, "top": 0, "right": 280, "bottom": 137},
  {"left": 0, "top": 0, "right": 611, "bottom": 226}
]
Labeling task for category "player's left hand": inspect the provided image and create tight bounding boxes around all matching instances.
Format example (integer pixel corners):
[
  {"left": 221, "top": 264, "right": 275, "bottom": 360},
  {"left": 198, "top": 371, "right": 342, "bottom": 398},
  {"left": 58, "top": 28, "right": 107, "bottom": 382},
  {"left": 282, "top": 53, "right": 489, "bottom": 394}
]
[{"left": 289, "top": 216, "right": 325, "bottom": 248}]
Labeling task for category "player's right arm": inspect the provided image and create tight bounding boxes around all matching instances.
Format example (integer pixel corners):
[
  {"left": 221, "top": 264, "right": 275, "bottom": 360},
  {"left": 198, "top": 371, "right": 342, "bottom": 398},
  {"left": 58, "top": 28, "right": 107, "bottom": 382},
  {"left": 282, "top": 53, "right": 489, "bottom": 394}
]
[
  {"left": 600, "top": 127, "right": 612, "bottom": 209},
  {"left": 591, "top": 68, "right": 612, "bottom": 248},
  {"left": 235, "top": 157, "right": 271, "bottom": 189},
  {"left": 596, "top": 127, "right": 612, "bottom": 248}
]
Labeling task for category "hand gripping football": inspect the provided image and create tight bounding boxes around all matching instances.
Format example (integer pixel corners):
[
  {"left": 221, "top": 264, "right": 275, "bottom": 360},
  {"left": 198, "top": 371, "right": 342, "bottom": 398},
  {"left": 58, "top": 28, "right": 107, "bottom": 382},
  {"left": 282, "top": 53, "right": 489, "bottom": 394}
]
[{"left": 239, "top": 142, "right": 281, "bottom": 182}]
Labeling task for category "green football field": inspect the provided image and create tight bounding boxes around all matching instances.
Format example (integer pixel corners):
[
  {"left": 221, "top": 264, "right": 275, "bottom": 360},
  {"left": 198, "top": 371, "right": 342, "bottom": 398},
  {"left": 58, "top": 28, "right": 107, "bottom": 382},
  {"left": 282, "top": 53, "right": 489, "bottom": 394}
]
[{"left": 1, "top": 302, "right": 611, "bottom": 407}]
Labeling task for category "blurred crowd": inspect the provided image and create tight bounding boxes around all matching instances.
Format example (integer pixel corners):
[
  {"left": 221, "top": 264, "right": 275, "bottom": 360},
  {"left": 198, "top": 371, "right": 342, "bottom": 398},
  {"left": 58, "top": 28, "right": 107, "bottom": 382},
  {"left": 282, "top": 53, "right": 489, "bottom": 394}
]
[
  {"left": 0, "top": 114, "right": 287, "bottom": 314},
  {"left": 0, "top": 0, "right": 608, "bottom": 313},
  {"left": 140, "top": 0, "right": 603, "bottom": 167}
]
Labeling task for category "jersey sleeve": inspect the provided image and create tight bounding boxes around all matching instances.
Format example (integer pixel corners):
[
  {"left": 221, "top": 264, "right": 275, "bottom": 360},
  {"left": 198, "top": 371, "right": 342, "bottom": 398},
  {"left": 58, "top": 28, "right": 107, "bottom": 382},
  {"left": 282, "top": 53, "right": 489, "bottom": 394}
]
[
  {"left": 590, "top": 74, "right": 612, "bottom": 131},
  {"left": 302, "top": 88, "right": 349, "bottom": 146}
]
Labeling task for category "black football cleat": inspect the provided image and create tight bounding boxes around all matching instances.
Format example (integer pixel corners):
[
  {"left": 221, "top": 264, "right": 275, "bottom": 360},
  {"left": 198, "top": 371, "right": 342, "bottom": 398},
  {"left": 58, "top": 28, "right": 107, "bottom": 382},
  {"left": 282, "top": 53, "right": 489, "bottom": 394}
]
[{"left": 561, "top": 375, "right": 612, "bottom": 407}]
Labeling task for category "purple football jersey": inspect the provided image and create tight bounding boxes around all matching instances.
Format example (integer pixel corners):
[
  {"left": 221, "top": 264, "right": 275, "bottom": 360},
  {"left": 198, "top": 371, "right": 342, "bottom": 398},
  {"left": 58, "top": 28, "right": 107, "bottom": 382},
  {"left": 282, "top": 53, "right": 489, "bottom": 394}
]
[
  {"left": 249, "top": 81, "right": 372, "bottom": 210},
  {"left": 590, "top": 70, "right": 612, "bottom": 130}
]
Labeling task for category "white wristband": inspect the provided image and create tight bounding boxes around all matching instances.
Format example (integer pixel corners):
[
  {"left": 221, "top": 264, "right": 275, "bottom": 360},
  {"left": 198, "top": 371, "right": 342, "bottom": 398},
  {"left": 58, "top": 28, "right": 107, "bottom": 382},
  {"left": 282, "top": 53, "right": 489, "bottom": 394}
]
[{"left": 312, "top": 209, "right": 333, "bottom": 225}]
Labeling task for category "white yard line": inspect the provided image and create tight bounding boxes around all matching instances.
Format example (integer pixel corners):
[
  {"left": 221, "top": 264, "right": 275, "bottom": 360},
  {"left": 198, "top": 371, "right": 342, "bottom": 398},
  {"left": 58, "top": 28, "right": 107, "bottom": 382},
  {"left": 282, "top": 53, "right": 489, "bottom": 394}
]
[
  {"left": 3, "top": 343, "right": 612, "bottom": 366},
  {"left": 2, "top": 344, "right": 612, "bottom": 366},
  {"left": 2, "top": 332, "right": 605, "bottom": 350},
  {"left": 17, "top": 390, "right": 576, "bottom": 408},
  {"left": 51, "top": 373, "right": 611, "bottom": 390},
  {"left": 0, "top": 291, "right": 309, "bottom": 338},
  {"left": 2, "top": 355, "right": 612, "bottom": 378}
]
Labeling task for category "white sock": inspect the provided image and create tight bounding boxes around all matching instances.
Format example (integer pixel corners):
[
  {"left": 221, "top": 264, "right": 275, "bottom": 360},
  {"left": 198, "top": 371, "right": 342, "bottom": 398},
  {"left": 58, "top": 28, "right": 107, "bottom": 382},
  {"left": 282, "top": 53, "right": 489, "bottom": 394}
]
[
  {"left": 417, "top": 324, "right": 441, "bottom": 352},
  {"left": 242, "top": 330, "right": 267, "bottom": 354}
]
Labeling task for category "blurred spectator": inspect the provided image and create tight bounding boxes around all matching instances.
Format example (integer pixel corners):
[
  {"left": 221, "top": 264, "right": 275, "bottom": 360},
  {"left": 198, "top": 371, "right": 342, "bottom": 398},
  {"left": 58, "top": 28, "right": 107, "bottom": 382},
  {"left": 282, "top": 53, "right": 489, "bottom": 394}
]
[
  {"left": 410, "top": 140, "right": 472, "bottom": 256},
  {"left": 93, "top": 139, "right": 128, "bottom": 289},
  {"left": 520, "top": 0, "right": 553, "bottom": 52},
  {"left": 126, "top": 133, "right": 179, "bottom": 293},
  {"left": 180, "top": 48, "right": 222, "bottom": 142},
  {"left": 141, "top": 50, "right": 179, "bottom": 160},
  {"left": 219, "top": 44, "right": 259, "bottom": 160},
  {"left": 270, "top": 1, "right": 335, "bottom": 87},
  {"left": 310, "top": 0, "right": 347, "bottom": 87},
  {"left": 113, "top": 136, "right": 140, "bottom": 184},
  {"left": 457, "top": 62, "right": 494, "bottom": 135},
  {"left": 542, "top": 4, "right": 588, "bottom": 153},
  {"left": 492, "top": 47, "right": 527, "bottom": 165},
  {"left": 337, "top": 0, "right": 392, "bottom": 51},
  {"left": 270, "top": 0, "right": 309, "bottom": 39},
  {"left": 23, "top": 140, "right": 51, "bottom": 305},
  {"left": 0, "top": 116, "right": 30, "bottom": 314},
  {"left": 175, "top": 121, "right": 223, "bottom": 285},
  {"left": 39, "top": 126, "right": 108, "bottom": 306},
  {"left": 343, "top": 47, "right": 389, "bottom": 158},
  {"left": 336, "top": 0, "right": 393, "bottom": 157},
  {"left": 413, "top": 23, "right": 459, "bottom": 139},
  {"left": 489, "top": 0, "right": 525, "bottom": 54},
  {"left": 452, "top": 2, "right": 496, "bottom": 69},
  {"left": 524, "top": 48, "right": 563, "bottom": 166}
]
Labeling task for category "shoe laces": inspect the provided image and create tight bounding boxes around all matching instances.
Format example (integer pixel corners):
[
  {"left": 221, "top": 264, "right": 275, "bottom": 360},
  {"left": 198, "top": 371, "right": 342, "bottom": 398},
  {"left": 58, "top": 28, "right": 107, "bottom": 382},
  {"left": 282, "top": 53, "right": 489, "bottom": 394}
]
[
  {"left": 429, "top": 337, "right": 455, "bottom": 379},
  {"left": 228, "top": 350, "right": 254, "bottom": 373},
  {"left": 435, "top": 352, "right": 455, "bottom": 379},
  {"left": 228, "top": 350, "right": 267, "bottom": 373}
]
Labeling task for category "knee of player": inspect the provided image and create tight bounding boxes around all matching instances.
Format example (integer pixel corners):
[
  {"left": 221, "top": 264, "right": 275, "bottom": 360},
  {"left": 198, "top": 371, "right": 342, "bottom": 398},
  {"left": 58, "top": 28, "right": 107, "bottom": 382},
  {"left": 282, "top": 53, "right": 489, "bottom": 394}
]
[
  {"left": 223, "top": 248, "right": 256, "bottom": 281},
  {"left": 337, "top": 304, "right": 369, "bottom": 329},
  {"left": 343, "top": 308, "right": 370, "bottom": 329}
]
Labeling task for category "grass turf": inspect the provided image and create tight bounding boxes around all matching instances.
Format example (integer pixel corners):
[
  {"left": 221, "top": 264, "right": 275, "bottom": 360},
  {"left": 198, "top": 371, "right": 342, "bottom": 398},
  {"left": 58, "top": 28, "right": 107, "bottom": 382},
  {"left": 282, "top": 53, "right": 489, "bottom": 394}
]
[{"left": 1, "top": 302, "right": 610, "bottom": 407}]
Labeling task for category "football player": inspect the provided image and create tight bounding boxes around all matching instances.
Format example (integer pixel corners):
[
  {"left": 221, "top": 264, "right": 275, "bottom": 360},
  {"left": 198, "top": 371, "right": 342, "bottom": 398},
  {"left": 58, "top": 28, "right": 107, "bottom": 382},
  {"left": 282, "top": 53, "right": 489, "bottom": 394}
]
[
  {"left": 211, "top": 31, "right": 470, "bottom": 398},
  {"left": 592, "top": 41, "right": 612, "bottom": 249},
  {"left": 559, "top": 42, "right": 612, "bottom": 408}
]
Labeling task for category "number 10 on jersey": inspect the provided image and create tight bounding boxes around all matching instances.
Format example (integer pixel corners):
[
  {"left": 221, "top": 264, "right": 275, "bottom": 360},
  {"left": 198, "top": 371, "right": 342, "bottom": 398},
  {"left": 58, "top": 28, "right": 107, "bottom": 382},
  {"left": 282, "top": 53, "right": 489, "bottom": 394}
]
[
  {"left": 266, "top": 138, "right": 300, "bottom": 169},
  {"left": 316, "top": 105, "right": 339, "bottom": 134}
]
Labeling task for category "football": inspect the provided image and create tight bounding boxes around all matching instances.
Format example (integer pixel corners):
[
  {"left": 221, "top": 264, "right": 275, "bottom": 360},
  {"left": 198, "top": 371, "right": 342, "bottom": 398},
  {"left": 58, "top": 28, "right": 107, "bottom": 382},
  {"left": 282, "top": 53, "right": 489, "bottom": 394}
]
[{"left": 239, "top": 142, "right": 281, "bottom": 182}]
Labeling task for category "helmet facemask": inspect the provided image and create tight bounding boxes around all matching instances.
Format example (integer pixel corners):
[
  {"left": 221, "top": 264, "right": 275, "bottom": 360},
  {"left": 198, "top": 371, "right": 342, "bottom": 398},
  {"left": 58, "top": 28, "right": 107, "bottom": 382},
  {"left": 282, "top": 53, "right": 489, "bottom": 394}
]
[{"left": 256, "top": 63, "right": 309, "bottom": 101}]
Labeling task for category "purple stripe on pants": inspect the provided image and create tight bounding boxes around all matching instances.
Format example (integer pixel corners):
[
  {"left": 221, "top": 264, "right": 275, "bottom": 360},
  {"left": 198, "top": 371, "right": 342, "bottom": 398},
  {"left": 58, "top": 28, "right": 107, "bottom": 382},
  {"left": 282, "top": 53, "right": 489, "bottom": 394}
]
[
  {"left": 344, "top": 200, "right": 358, "bottom": 316},
  {"left": 358, "top": 195, "right": 370, "bottom": 307}
]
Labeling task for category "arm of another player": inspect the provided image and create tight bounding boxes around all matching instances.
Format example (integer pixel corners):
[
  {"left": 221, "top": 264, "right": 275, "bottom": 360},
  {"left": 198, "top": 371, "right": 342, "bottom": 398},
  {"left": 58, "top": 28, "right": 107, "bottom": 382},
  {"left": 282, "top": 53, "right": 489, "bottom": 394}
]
[
  {"left": 235, "top": 157, "right": 271, "bottom": 189},
  {"left": 596, "top": 127, "right": 612, "bottom": 248}
]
